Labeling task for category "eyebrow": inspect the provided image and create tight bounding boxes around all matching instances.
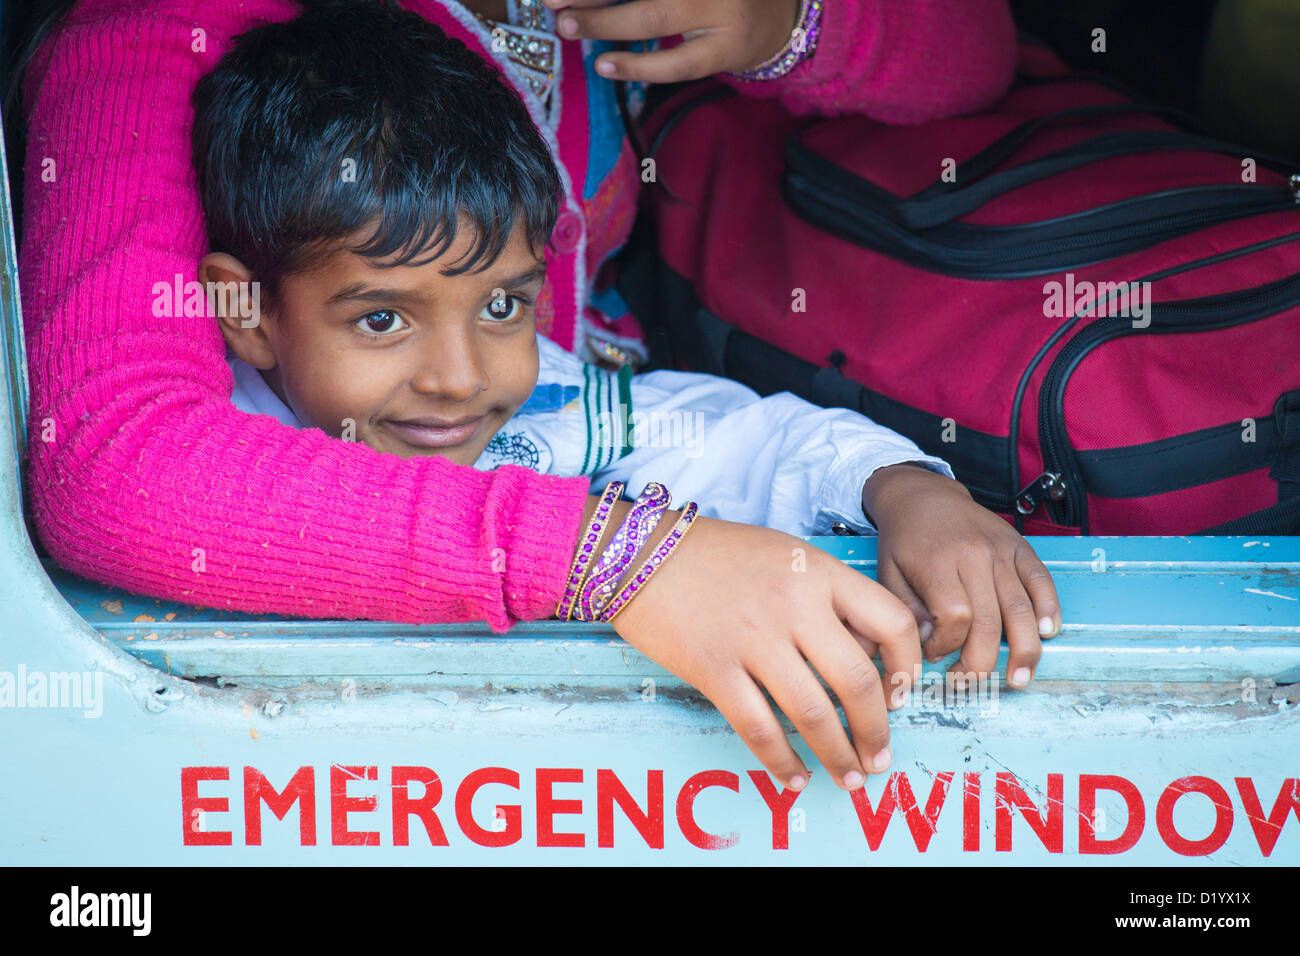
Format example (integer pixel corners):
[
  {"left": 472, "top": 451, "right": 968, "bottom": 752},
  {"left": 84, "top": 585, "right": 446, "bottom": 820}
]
[{"left": 325, "top": 266, "right": 549, "bottom": 306}]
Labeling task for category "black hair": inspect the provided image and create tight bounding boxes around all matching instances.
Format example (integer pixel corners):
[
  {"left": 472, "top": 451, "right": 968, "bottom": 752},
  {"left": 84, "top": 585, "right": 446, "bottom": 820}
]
[
  {"left": 3, "top": 1, "right": 670, "bottom": 268},
  {"left": 190, "top": 0, "right": 562, "bottom": 306}
]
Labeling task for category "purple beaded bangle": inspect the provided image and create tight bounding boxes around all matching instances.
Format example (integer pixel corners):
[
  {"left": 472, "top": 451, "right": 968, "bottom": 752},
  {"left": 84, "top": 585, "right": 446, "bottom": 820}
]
[
  {"left": 555, "top": 480, "right": 625, "bottom": 622},
  {"left": 726, "top": 0, "right": 823, "bottom": 82},
  {"left": 600, "top": 502, "right": 700, "bottom": 624},
  {"left": 575, "top": 482, "right": 672, "bottom": 622}
]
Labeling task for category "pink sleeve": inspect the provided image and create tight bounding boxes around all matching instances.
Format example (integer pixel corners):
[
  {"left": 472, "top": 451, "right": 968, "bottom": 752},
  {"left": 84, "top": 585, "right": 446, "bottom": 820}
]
[
  {"left": 19, "top": 0, "right": 591, "bottom": 632},
  {"left": 718, "top": 0, "right": 1018, "bottom": 122}
]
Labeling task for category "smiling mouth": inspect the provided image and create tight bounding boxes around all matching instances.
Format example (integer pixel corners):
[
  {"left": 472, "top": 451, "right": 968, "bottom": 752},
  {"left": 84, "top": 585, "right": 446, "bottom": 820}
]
[{"left": 384, "top": 416, "right": 485, "bottom": 448}]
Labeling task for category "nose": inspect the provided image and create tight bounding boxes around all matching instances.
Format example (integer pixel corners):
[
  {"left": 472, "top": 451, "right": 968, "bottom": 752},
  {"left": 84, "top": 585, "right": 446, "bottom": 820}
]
[{"left": 408, "top": 324, "right": 486, "bottom": 403}]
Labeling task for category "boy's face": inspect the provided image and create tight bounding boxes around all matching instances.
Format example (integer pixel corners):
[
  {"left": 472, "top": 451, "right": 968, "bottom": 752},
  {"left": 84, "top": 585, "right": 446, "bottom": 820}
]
[{"left": 205, "top": 219, "right": 546, "bottom": 467}]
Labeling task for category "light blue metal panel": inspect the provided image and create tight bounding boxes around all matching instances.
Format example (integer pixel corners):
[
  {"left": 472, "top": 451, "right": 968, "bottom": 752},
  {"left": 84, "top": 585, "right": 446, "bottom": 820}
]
[
  {"left": 6, "top": 516, "right": 1300, "bottom": 864},
  {"left": 39, "top": 537, "right": 1300, "bottom": 685}
]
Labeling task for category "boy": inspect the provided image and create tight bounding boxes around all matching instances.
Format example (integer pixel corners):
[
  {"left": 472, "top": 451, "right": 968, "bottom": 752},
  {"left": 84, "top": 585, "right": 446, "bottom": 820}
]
[{"left": 194, "top": 0, "right": 1058, "bottom": 683}]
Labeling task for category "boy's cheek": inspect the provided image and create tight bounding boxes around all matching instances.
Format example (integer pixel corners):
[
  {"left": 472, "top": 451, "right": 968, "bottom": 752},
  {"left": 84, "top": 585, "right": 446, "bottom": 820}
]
[{"left": 284, "top": 385, "right": 361, "bottom": 443}]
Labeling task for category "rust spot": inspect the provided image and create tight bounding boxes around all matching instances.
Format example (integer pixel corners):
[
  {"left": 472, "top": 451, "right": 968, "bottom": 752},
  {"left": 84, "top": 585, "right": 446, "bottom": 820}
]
[
  {"left": 163, "top": 612, "right": 177, "bottom": 621},
  {"left": 134, "top": 614, "right": 157, "bottom": 623},
  {"left": 100, "top": 599, "right": 124, "bottom": 615},
  {"left": 142, "top": 632, "right": 160, "bottom": 641},
  {"left": 249, "top": 728, "right": 259, "bottom": 740}
]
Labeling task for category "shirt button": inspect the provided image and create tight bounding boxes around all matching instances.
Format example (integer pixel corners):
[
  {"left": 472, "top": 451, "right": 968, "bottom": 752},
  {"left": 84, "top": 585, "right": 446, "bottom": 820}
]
[{"left": 550, "top": 210, "right": 583, "bottom": 254}]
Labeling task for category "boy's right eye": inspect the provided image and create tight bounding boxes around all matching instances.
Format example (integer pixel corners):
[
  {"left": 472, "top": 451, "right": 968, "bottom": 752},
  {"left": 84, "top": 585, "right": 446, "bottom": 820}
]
[{"left": 353, "top": 310, "right": 408, "bottom": 336}]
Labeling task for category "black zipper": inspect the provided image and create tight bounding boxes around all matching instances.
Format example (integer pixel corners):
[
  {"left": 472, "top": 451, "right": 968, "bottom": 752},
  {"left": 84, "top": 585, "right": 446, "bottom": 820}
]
[
  {"left": 784, "top": 152, "right": 1298, "bottom": 278},
  {"left": 1036, "top": 271, "right": 1300, "bottom": 529}
]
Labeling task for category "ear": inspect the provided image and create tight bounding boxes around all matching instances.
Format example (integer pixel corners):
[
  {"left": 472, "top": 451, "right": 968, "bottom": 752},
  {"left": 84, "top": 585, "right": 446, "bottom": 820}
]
[{"left": 200, "top": 252, "right": 277, "bottom": 370}]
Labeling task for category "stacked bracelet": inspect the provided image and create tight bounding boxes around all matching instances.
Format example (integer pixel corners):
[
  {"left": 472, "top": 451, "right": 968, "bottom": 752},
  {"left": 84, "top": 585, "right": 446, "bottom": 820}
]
[
  {"left": 599, "top": 501, "right": 700, "bottom": 624},
  {"left": 726, "top": 0, "right": 823, "bottom": 82},
  {"left": 555, "top": 480, "right": 625, "bottom": 622},
  {"left": 575, "top": 482, "right": 672, "bottom": 622}
]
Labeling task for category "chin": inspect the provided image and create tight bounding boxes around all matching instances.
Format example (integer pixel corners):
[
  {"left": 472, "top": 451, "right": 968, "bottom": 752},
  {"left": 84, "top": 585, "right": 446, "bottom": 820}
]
[{"left": 409, "top": 444, "right": 479, "bottom": 467}]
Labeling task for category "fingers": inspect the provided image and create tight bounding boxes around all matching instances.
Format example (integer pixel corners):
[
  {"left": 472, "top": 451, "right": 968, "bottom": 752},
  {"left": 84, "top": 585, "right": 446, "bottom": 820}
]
[
  {"left": 830, "top": 563, "right": 921, "bottom": 712},
  {"left": 590, "top": 44, "right": 721, "bottom": 83},
  {"left": 911, "top": 564, "right": 973, "bottom": 663},
  {"left": 750, "top": 640, "right": 884, "bottom": 789},
  {"left": 876, "top": 555, "right": 935, "bottom": 657},
  {"left": 991, "top": 559, "right": 1042, "bottom": 689},
  {"left": 706, "top": 671, "right": 812, "bottom": 792},
  {"left": 839, "top": 617, "right": 880, "bottom": 664},
  {"left": 555, "top": 0, "right": 691, "bottom": 41},
  {"left": 792, "top": 615, "right": 897, "bottom": 776},
  {"left": 1016, "top": 544, "right": 1061, "bottom": 639},
  {"left": 542, "top": 0, "right": 616, "bottom": 10},
  {"left": 547, "top": 0, "right": 729, "bottom": 83},
  {"left": 949, "top": 563, "right": 1002, "bottom": 680}
]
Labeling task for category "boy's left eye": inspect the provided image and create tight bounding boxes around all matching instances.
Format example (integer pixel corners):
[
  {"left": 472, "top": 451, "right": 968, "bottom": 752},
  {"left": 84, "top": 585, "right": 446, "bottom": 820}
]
[
  {"left": 353, "top": 310, "right": 408, "bottom": 336},
  {"left": 481, "top": 294, "right": 526, "bottom": 323}
]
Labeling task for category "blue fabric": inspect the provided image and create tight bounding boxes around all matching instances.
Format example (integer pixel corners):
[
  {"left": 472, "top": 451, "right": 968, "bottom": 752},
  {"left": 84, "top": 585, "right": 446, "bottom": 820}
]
[
  {"left": 519, "top": 382, "right": 582, "bottom": 413},
  {"left": 581, "top": 41, "right": 650, "bottom": 199}
]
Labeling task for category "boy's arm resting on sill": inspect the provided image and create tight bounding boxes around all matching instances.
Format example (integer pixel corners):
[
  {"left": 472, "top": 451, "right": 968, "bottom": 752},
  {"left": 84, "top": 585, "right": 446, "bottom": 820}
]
[
  {"left": 18, "top": 0, "right": 590, "bottom": 631},
  {"left": 718, "top": 0, "right": 1018, "bottom": 122},
  {"left": 586, "top": 368, "right": 953, "bottom": 537}
]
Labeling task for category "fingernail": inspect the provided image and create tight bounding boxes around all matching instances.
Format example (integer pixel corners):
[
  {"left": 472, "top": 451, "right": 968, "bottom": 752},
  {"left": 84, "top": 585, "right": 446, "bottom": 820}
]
[
  {"left": 842, "top": 770, "right": 865, "bottom": 789},
  {"left": 871, "top": 747, "right": 892, "bottom": 772},
  {"left": 788, "top": 774, "right": 806, "bottom": 791},
  {"left": 1011, "top": 666, "right": 1031, "bottom": 687},
  {"left": 919, "top": 620, "right": 933, "bottom": 642},
  {"left": 559, "top": 15, "right": 577, "bottom": 36},
  {"left": 597, "top": 59, "right": 615, "bottom": 76},
  {"left": 1039, "top": 616, "right": 1056, "bottom": 636}
]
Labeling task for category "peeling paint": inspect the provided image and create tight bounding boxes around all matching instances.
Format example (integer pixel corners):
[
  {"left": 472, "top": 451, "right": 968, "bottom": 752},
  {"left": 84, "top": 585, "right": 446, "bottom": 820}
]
[{"left": 1244, "top": 588, "right": 1297, "bottom": 601}]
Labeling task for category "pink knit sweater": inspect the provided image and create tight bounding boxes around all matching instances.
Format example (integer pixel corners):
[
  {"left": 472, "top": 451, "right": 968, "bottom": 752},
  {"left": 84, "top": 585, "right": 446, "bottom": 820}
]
[{"left": 19, "top": 0, "right": 1015, "bottom": 631}]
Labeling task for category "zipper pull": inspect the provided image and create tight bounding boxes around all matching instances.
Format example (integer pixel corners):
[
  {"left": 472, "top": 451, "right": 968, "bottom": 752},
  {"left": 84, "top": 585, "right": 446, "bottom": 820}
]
[
  {"left": 1290, "top": 174, "right": 1300, "bottom": 203},
  {"left": 1014, "top": 472, "right": 1067, "bottom": 515},
  {"left": 831, "top": 522, "right": 862, "bottom": 536}
]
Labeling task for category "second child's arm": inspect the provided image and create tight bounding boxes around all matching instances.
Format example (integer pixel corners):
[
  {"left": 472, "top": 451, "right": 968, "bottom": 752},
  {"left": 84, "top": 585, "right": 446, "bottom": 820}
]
[{"left": 544, "top": 0, "right": 1019, "bottom": 122}]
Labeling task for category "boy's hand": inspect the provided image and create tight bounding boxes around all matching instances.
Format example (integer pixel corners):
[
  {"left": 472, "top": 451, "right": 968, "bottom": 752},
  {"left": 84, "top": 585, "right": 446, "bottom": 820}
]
[
  {"left": 540, "top": 0, "right": 801, "bottom": 83},
  {"left": 862, "top": 464, "right": 1061, "bottom": 689},
  {"left": 609, "top": 510, "right": 923, "bottom": 792}
]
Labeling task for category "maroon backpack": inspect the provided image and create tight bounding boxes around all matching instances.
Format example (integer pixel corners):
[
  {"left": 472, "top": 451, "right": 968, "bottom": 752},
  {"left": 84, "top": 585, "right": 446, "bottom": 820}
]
[{"left": 619, "top": 42, "right": 1300, "bottom": 536}]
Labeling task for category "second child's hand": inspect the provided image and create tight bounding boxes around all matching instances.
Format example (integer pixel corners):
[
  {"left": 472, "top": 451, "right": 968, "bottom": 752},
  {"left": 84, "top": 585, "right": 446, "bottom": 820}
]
[
  {"left": 862, "top": 464, "right": 1062, "bottom": 689},
  {"left": 594, "top": 497, "right": 923, "bottom": 792},
  {"left": 541, "top": 0, "right": 801, "bottom": 83}
]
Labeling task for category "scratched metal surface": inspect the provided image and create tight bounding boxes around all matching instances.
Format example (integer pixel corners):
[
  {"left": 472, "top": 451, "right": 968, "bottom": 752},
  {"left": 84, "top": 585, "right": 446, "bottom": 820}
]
[{"left": 40, "top": 537, "right": 1300, "bottom": 686}]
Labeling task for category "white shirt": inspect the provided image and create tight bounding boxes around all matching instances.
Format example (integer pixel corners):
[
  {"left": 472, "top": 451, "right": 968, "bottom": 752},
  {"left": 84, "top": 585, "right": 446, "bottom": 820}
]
[{"left": 226, "top": 334, "right": 954, "bottom": 536}]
